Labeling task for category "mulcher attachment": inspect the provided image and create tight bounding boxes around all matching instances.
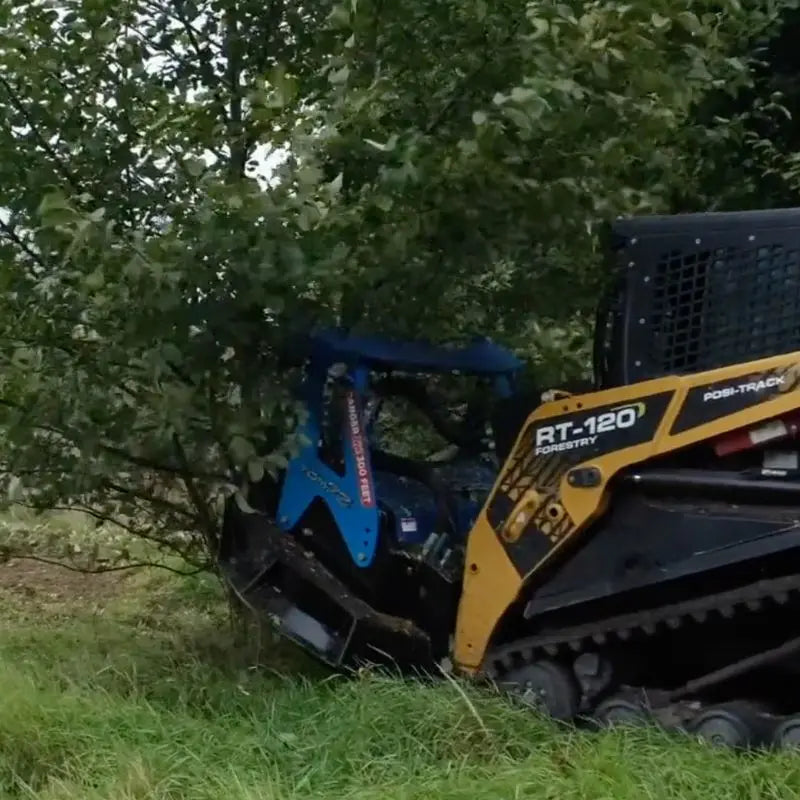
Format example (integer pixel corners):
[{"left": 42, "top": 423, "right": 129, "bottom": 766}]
[{"left": 218, "top": 499, "right": 434, "bottom": 672}]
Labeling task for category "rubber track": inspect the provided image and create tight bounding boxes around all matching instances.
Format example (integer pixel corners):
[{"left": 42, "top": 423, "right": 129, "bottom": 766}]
[{"left": 481, "top": 571, "right": 800, "bottom": 680}]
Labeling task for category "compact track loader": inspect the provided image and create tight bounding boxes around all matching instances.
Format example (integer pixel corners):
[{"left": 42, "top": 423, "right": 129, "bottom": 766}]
[{"left": 220, "top": 207, "right": 800, "bottom": 750}]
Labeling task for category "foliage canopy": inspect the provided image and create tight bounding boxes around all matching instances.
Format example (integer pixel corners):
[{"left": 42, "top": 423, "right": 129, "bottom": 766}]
[{"left": 0, "top": 0, "right": 798, "bottom": 566}]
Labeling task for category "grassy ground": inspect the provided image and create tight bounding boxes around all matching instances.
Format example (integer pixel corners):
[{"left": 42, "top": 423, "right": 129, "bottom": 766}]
[{"left": 1, "top": 513, "right": 800, "bottom": 798}]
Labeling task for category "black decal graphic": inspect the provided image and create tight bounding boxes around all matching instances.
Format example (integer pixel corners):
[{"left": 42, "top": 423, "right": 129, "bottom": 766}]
[
  {"left": 487, "top": 390, "right": 674, "bottom": 575},
  {"left": 670, "top": 364, "right": 800, "bottom": 434},
  {"left": 527, "top": 391, "right": 674, "bottom": 460}
]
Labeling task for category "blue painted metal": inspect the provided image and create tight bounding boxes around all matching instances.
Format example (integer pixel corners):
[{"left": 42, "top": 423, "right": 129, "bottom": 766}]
[
  {"left": 309, "top": 328, "right": 524, "bottom": 376},
  {"left": 275, "top": 329, "right": 523, "bottom": 568},
  {"left": 276, "top": 362, "right": 381, "bottom": 567},
  {"left": 373, "top": 460, "right": 498, "bottom": 547}
]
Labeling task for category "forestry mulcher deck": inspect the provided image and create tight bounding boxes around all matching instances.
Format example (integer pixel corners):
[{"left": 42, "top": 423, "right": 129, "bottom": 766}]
[{"left": 220, "top": 207, "right": 800, "bottom": 750}]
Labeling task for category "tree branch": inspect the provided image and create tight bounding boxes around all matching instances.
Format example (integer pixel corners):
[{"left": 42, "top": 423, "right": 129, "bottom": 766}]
[
  {"left": 170, "top": 0, "right": 228, "bottom": 110},
  {"left": 424, "top": 15, "right": 523, "bottom": 137},
  {"left": 103, "top": 479, "right": 197, "bottom": 520},
  {"left": 0, "top": 213, "right": 48, "bottom": 269},
  {"left": 171, "top": 433, "right": 220, "bottom": 554},
  {"left": 100, "top": 443, "right": 228, "bottom": 482},
  {"left": 23, "top": 501, "right": 202, "bottom": 562},
  {"left": 0, "top": 74, "right": 81, "bottom": 193},
  {"left": 223, "top": 2, "right": 247, "bottom": 179},
  {"left": 2, "top": 553, "right": 208, "bottom": 577},
  {"left": 0, "top": 392, "right": 226, "bottom": 484}
]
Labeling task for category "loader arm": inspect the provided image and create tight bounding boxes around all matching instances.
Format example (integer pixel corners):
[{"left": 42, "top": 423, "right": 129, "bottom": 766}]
[{"left": 454, "top": 351, "right": 800, "bottom": 671}]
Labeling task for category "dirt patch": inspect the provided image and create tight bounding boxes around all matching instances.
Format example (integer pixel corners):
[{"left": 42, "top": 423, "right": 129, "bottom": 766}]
[{"left": 0, "top": 558, "right": 133, "bottom": 606}]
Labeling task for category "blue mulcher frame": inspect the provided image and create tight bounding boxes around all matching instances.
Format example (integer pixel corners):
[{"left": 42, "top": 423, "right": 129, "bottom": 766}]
[{"left": 275, "top": 328, "right": 524, "bottom": 568}]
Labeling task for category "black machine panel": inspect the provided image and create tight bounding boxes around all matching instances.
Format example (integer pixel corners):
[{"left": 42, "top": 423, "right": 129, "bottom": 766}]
[
  {"left": 524, "top": 491, "right": 800, "bottom": 621},
  {"left": 595, "top": 208, "right": 800, "bottom": 388},
  {"left": 670, "top": 363, "right": 800, "bottom": 434}
]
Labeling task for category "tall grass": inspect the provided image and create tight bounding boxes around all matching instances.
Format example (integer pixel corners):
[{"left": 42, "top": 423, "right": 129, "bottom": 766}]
[{"left": 0, "top": 513, "right": 799, "bottom": 798}]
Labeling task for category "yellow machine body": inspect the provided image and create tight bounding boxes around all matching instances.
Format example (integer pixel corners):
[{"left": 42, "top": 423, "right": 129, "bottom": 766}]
[{"left": 454, "top": 351, "right": 800, "bottom": 671}]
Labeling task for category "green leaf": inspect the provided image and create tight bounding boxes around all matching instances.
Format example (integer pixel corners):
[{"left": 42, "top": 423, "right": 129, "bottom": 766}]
[
  {"left": 84, "top": 269, "right": 105, "bottom": 290},
  {"left": 472, "top": 110, "right": 488, "bottom": 125},
  {"left": 6, "top": 475, "right": 23, "bottom": 502},
  {"left": 266, "top": 452, "right": 289, "bottom": 471},
  {"left": 234, "top": 489, "right": 258, "bottom": 515},
  {"left": 185, "top": 157, "right": 206, "bottom": 177},
  {"left": 677, "top": 11, "right": 703, "bottom": 34},
  {"left": 364, "top": 134, "right": 398, "bottom": 152},
  {"left": 688, "top": 58, "right": 713, "bottom": 82},
  {"left": 95, "top": 26, "right": 116, "bottom": 46},
  {"left": 328, "top": 172, "right": 344, "bottom": 195},
  {"left": 503, "top": 107, "right": 533, "bottom": 133},
  {"left": 329, "top": 65, "right": 350, "bottom": 85},
  {"left": 246, "top": 456, "right": 265, "bottom": 483},
  {"left": 650, "top": 13, "right": 671, "bottom": 30},
  {"left": 510, "top": 86, "right": 540, "bottom": 104},
  {"left": 528, "top": 17, "right": 550, "bottom": 38},
  {"left": 229, "top": 435, "right": 257, "bottom": 466},
  {"left": 123, "top": 254, "right": 144, "bottom": 279},
  {"left": 591, "top": 59, "right": 610, "bottom": 80},
  {"left": 327, "top": 4, "right": 351, "bottom": 28}
]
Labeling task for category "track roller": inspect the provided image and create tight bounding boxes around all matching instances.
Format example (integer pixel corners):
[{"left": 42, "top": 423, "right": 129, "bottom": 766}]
[
  {"left": 689, "top": 702, "right": 770, "bottom": 750},
  {"left": 593, "top": 694, "right": 649, "bottom": 728},
  {"left": 500, "top": 660, "right": 580, "bottom": 721},
  {"left": 773, "top": 716, "right": 800, "bottom": 749}
]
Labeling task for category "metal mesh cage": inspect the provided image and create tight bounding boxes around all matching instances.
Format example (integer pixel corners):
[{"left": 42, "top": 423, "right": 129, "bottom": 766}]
[{"left": 597, "top": 208, "right": 800, "bottom": 387}]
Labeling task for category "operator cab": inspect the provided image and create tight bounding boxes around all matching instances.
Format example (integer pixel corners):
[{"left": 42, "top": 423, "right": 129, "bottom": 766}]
[{"left": 273, "top": 328, "right": 525, "bottom": 565}]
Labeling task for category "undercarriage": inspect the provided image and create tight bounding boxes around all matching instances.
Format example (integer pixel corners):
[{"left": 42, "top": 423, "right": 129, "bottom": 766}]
[
  {"left": 488, "top": 571, "right": 800, "bottom": 749},
  {"left": 221, "top": 475, "right": 800, "bottom": 750}
]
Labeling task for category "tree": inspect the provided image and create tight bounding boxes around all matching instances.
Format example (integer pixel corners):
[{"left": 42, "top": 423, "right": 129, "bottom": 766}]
[
  {"left": 0, "top": 0, "right": 342, "bottom": 566},
  {"left": 0, "top": 0, "right": 795, "bottom": 571},
  {"left": 311, "top": 0, "right": 800, "bottom": 374}
]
